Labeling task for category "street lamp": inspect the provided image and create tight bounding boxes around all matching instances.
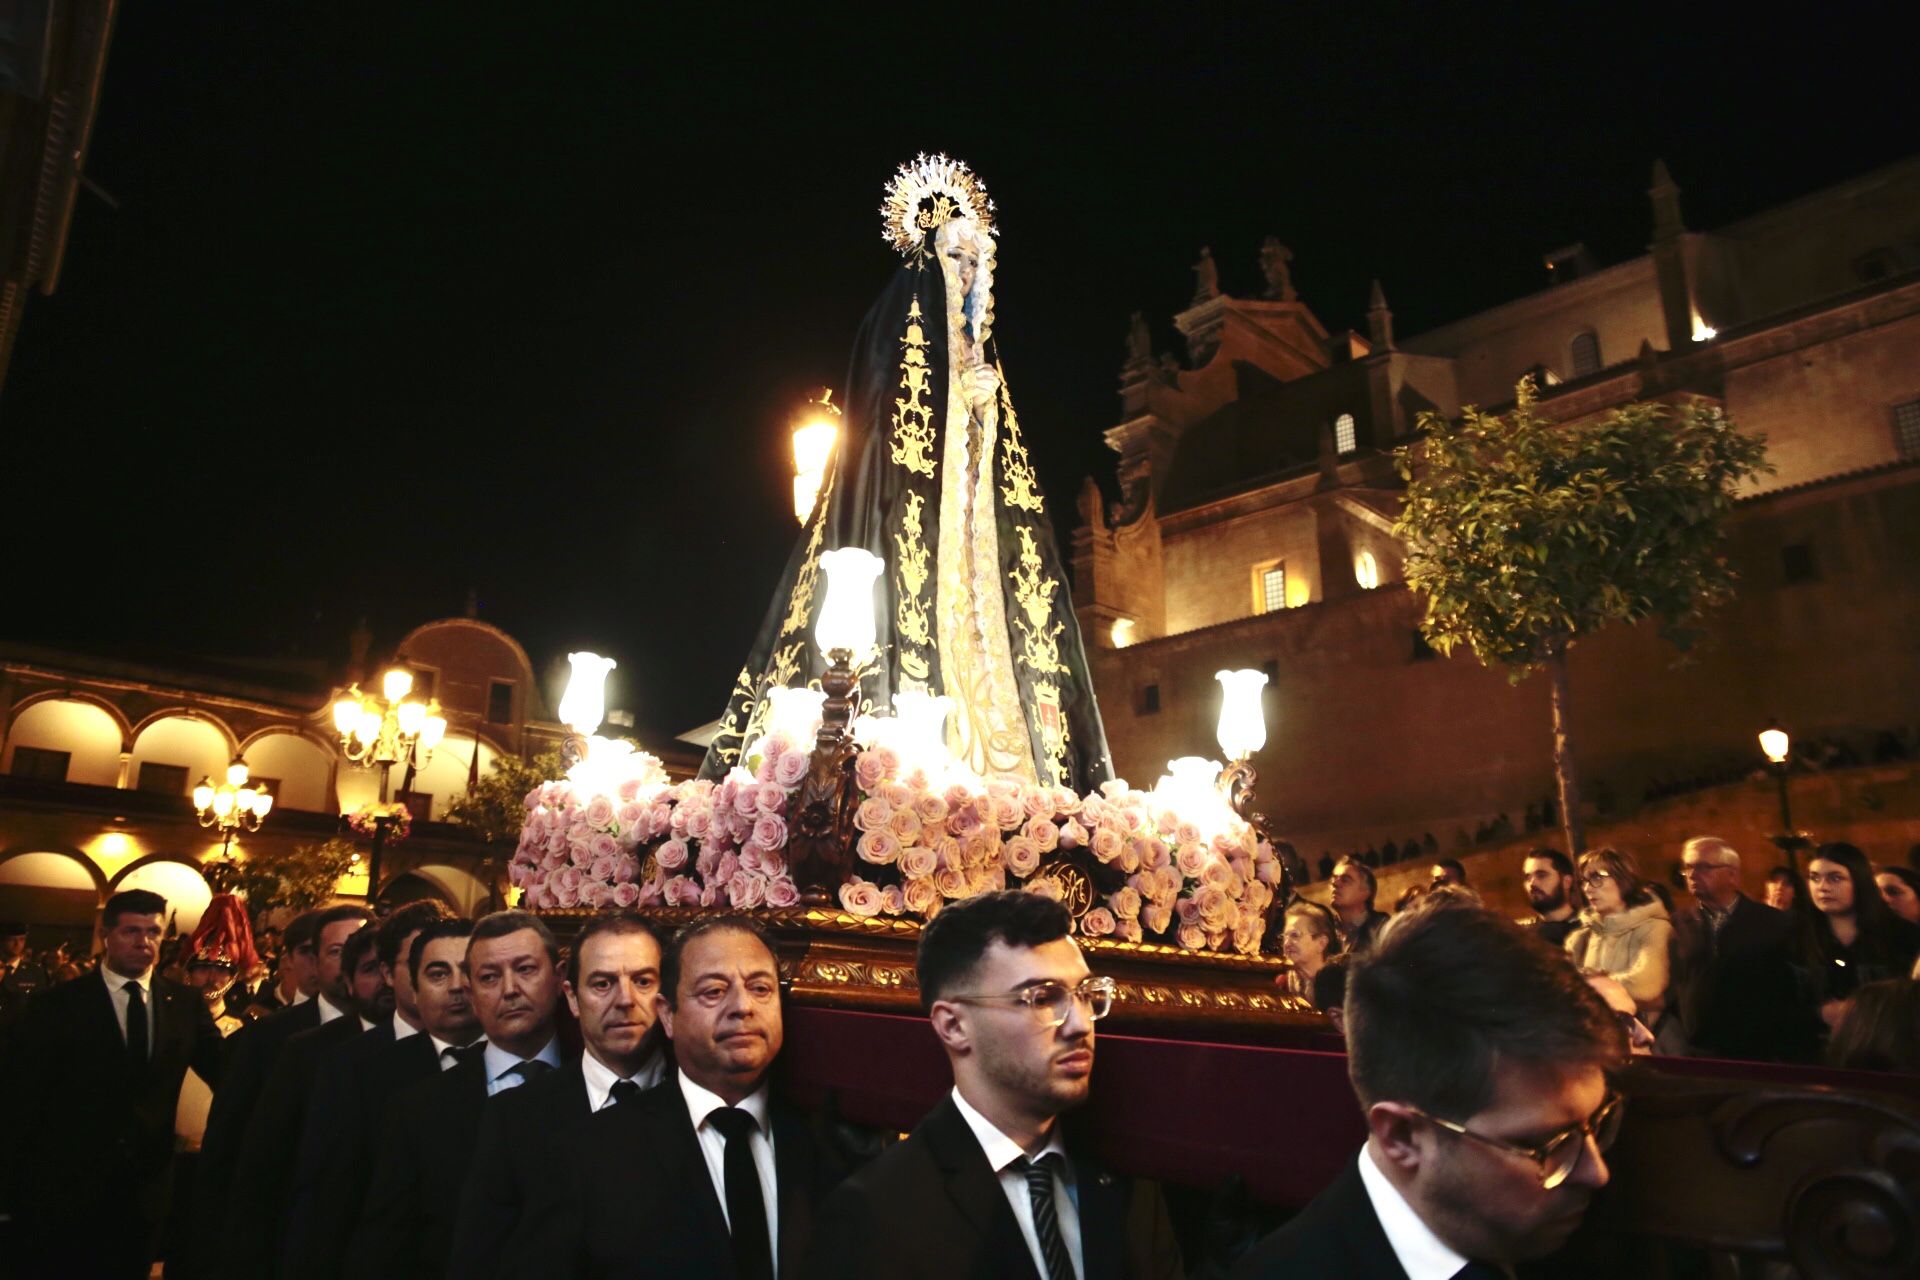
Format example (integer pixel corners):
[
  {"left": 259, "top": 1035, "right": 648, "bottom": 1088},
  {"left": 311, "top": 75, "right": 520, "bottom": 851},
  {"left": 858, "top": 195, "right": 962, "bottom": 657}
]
[
  {"left": 1758, "top": 719, "right": 1808, "bottom": 870},
  {"left": 792, "top": 388, "right": 841, "bottom": 524},
  {"left": 194, "top": 757, "right": 274, "bottom": 877},
  {"left": 331, "top": 667, "right": 447, "bottom": 899}
]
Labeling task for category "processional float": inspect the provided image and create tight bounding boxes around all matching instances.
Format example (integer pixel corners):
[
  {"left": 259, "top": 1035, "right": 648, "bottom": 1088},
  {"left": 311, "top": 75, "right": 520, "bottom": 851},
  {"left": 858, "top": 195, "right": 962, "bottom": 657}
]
[{"left": 520, "top": 155, "right": 1313, "bottom": 1035}]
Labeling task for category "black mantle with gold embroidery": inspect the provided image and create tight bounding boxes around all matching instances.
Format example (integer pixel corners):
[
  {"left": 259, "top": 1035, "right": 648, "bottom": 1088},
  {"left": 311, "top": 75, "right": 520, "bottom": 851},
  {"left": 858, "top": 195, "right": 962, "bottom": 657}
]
[{"left": 699, "top": 240, "right": 1112, "bottom": 790}]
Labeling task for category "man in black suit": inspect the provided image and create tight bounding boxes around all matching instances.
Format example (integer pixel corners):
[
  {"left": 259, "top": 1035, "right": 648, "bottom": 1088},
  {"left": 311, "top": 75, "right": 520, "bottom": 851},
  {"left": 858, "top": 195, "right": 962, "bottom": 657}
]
[
  {"left": 1671, "top": 836, "right": 1808, "bottom": 1061},
  {"left": 244, "top": 907, "right": 322, "bottom": 1022},
  {"left": 223, "top": 914, "right": 384, "bottom": 1276},
  {"left": 0, "top": 888, "right": 225, "bottom": 1278},
  {"left": 193, "top": 904, "right": 370, "bottom": 1268},
  {"left": 449, "top": 911, "right": 669, "bottom": 1278},
  {"left": 281, "top": 902, "right": 457, "bottom": 1279},
  {"left": 1330, "top": 858, "right": 1389, "bottom": 954},
  {"left": 1233, "top": 903, "right": 1625, "bottom": 1279},
  {"left": 351, "top": 909, "right": 565, "bottom": 1278},
  {"left": 552, "top": 915, "right": 834, "bottom": 1279},
  {"left": 810, "top": 891, "right": 1182, "bottom": 1280}
]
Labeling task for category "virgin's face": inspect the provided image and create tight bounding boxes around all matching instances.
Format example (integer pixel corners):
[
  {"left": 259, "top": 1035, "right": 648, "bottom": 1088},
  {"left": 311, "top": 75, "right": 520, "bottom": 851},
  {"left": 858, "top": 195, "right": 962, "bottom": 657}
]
[
  {"left": 1806, "top": 859, "right": 1855, "bottom": 916},
  {"left": 940, "top": 226, "right": 981, "bottom": 298},
  {"left": 1876, "top": 873, "right": 1920, "bottom": 925}
]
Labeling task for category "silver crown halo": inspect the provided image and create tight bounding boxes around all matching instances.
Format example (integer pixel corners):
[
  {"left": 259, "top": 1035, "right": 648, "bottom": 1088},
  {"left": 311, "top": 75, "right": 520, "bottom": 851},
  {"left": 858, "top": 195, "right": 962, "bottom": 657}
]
[{"left": 880, "top": 152, "right": 997, "bottom": 256}]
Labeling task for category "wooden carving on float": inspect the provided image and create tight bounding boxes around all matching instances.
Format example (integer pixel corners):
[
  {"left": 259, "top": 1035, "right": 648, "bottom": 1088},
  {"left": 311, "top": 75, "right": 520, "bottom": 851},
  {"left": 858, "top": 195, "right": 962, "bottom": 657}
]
[{"left": 784, "top": 657, "right": 861, "bottom": 904}]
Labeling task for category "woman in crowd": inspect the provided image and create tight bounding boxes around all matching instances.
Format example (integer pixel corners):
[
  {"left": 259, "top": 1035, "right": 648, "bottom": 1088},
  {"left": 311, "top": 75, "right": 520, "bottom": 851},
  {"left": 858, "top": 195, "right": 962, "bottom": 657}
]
[
  {"left": 1563, "top": 847, "right": 1674, "bottom": 1024},
  {"left": 1800, "top": 842, "right": 1920, "bottom": 1033},
  {"left": 1764, "top": 865, "right": 1803, "bottom": 913},
  {"left": 1874, "top": 864, "right": 1920, "bottom": 926},
  {"left": 1825, "top": 978, "right": 1920, "bottom": 1072},
  {"left": 1279, "top": 901, "right": 1343, "bottom": 1004}
]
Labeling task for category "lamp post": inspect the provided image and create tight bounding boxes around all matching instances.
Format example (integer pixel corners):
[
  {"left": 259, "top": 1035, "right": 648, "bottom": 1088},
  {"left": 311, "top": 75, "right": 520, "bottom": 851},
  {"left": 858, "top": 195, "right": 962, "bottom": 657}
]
[
  {"left": 787, "top": 547, "right": 881, "bottom": 902},
  {"left": 791, "top": 388, "right": 841, "bottom": 525},
  {"left": 332, "top": 667, "right": 447, "bottom": 900},
  {"left": 1758, "top": 720, "right": 1808, "bottom": 870},
  {"left": 194, "top": 757, "right": 274, "bottom": 889}
]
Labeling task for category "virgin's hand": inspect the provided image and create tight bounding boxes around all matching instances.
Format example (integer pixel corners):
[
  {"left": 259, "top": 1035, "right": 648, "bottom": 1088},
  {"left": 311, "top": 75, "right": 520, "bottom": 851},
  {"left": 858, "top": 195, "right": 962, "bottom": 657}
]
[{"left": 962, "top": 362, "right": 1000, "bottom": 413}]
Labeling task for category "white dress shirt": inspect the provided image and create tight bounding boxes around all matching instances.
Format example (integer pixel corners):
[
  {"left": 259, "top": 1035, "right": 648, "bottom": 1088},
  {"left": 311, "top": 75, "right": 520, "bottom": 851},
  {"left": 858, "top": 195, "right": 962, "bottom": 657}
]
[
  {"left": 580, "top": 1048, "right": 667, "bottom": 1111},
  {"left": 481, "top": 1036, "right": 564, "bottom": 1096},
  {"left": 392, "top": 1011, "right": 421, "bottom": 1041},
  {"left": 950, "top": 1086, "right": 1085, "bottom": 1280},
  {"left": 1357, "top": 1143, "right": 1470, "bottom": 1280},
  {"left": 315, "top": 993, "right": 349, "bottom": 1025},
  {"left": 429, "top": 1034, "right": 468, "bottom": 1071},
  {"left": 678, "top": 1072, "right": 780, "bottom": 1276},
  {"left": 100, "top": 966, "right": 156, "bottom": 1054}
]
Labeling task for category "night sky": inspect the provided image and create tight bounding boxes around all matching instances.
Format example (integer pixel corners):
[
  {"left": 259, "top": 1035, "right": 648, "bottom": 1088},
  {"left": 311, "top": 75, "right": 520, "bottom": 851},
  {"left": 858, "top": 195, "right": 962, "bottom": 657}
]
[{"left": 4, "top": 4, "right": 1910, "bottom": 741}]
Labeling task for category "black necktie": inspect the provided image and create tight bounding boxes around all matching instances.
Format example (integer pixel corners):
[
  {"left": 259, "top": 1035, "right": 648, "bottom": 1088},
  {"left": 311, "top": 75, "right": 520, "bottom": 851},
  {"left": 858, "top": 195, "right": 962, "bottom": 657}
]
[
  {"left": 1451, "top": 1263, "right": 1509, "bottom": 1280},
  {"left": 124, "top": 982, "right": 148, "bottom": 1064},
  {"left": 607, "top": 1079, "right": 642, "bottom": 1108},
  {"left": 708, "top": 1106, "right": 773, "bottom": 1280},
  {"left": 1020, "top": 1152, "right": 1076, "bottom": 1280},
  {"left": 505, "top": 1059, "right": 554, "bottom": 1087}
]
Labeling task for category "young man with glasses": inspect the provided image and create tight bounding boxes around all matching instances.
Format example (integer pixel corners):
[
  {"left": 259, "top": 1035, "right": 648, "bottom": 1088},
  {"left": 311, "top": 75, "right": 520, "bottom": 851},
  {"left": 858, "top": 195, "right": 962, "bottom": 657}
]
[
  {"left": 810, "top": 890, "right": 1182, "bottom": 1280},
  {"left": 1234, "top": 903, "right": 1626, "bottom": 1278}
]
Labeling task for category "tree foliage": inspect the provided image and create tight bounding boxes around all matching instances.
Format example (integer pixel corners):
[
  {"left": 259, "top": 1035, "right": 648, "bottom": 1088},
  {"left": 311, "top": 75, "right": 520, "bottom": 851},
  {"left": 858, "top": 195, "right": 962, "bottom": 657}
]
[
  {"left": 443, "top": 749, "right": 563, "bottom": 846},
  {"left": 1393, "top": 380, "right": 1771, "bottom": 678},
  {"left": 236, "top": 837, "right": 358, "bottom": 918}
]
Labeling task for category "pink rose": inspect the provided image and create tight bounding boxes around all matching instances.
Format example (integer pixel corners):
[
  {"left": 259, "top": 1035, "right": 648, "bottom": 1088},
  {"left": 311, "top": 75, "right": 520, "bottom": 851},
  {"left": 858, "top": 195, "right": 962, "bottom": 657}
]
[
  {"left": 553, "top": 879, "right": 581, "bottom": 908},
  {"left": 1003, "top": 836, "right": 1042, "bottom": 878},
  {"left": 936, "top": 866, "right": 972, "bottom": 899},
  {"left": 899, "top": 845, "right": 938, "bottom": 880},
  {"left": 903, "top": 876, "right": 940, "bottom": 916},
  {"left": 854, "top": 752, "right": 888, "bottom": 791},
  {"left": 1144, "top": 901, "right": 1173, "bottom": 934},
  {"left": 887, "top": 806, "right": 921, "bottom": 843},
  {"left": 616, "top": 800, "right": 645, "bottom": 830},
  {"left": 656, "top": 838, "right": 689, "bottom": 870},
  {"left": 1202, "top": 858, "right": 1233, "bottom": 889},
  {"left": 872, "top": 746, "right": 901, "bottom": 778},
  {"left": 1081, "top": 907, "right": 1116, "bottom": 937},
  {"left": 1058, "top": 818, "right": 1089, "bottom": 849},
  {"left": 582, "top": 880, "right": 614, "bottom": 909},
  {"left": 931, "top": 835, "right": 965, "bottom": 870},
  {"left": 1176, "top": 922, "right": 1207, "bottom": 950},
  {"left": 699, "top": 881, "right": 723, "bottom": 908},
  {"left": 773, "top": 748, "right": 810, "bottom": 789},
  {"left": 876, "top": 781, "right": 910, "bottom": 809},
  {"left": 589, "top": 854, "right": 617, "bottom": 884},
  {"left": 555, "top": 866, "right": 581, "bottom": 894},
  {"left": 915, "top": 793, "right": 949, "bottom": 825},
  {"left": 1174, "top": 822, "right": 1203, "bottom": 848},
  {"left": 1026, "top": 876, "right": 1064, "bottom": 902},
  {"left": 614, "top": 853, "right": 639, "bottom": 883},
  {"left": 1116, "top": 917, "right": 1144, "bottom": 943},
  {"left": 664, "top": 875, "right": 699, "bottom": 906},
  {"left": 1156, "top": 810, "right": 1181, "bottom": 836},
  {"left": 1156, "top": 865, "right": 1185, "bottom": 900},
  {"left": 1024, "top": 816, "right": 1059, "bottom": 853},
  {"left": 1089, "top": 828, "right": 1122, "bottom": 863},
  {"left": 588, "top": 832, "right": 620, "bottom": 862},
  {"left": 765, "top": 876, "right": 800, "bottom": 908},
  {"left": 732, "top": 785, "right": 760, "bottom": 818},
  {"left": 583, "top": 795, "right": 615, "bottom": 829},
  {"left": 616, "top": 776, "right": 644, "bottom": 802},
  {"left": 853, "top": 797, "right": 894, "bottom": 833},
  {"left": 1175, "top": 844, "right": 1207, "bottom": 878},
  {"left": 1022, "top": 786, "right": 1054, "bottom": 819},
  {"left": 990, "top": 795, "right": 1024, "bottom": 831},
  {"left": 612, "top": 882, "right": 640, "bottom": 908},
  {"left": 881, "top": 884, "right": 906, "bottom": 915},
  {"left": 948, "top": 782, "right": 979, "bottom": 810},
  {"left": 1233, "top": 912, "right": 1262, "bottom": 955},
  {"left": 728, "top": 872, "right": 768, "bottom": 910},
  {"left": 755, "top": 782, "right": 787, "bottom": 815},
  {"left": 1196, "top": 885, "right": 1233, "bottom": 930},
  {"left": 1108, "top": 886, "right": 1142, "bottom": 919},
  {"left": 685, "top": 808, "right": 713, "bottom": 840},
  {"left": 853, "top": 829, "right": 899, "bottom": 866},
  {"left": 752, "top": 814, "right": 788, "bottom": 850},
  {"left": 839, "top": 878, "right": 884, "bottom": 918},
  {"left": 715, "top": 852, "right": 741, "bottom": 886},
  {"left": 757, "top": 848, "right": 788, "bottom": 877}
]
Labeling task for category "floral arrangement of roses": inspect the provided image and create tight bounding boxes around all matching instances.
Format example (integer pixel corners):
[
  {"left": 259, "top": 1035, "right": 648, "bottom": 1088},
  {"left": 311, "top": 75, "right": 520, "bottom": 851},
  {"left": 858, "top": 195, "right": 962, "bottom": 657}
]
[
  {"left": 507, "top": 729, "right": 1282, "bottom": 956},
  {"left": 347, "top": 801, "right": 411, "bottom": 842}
]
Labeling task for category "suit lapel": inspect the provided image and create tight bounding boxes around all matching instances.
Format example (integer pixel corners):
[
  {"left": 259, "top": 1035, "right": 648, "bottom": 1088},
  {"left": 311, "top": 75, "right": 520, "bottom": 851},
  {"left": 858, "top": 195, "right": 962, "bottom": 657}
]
[
  {"left": 770, "top": 1101, "right": 813, "bottom": 1280},
  {"left": 922, "top": 1097, "right": 1043, "bottom": 1280},
  {"left": 1332, "top": 1157, "right": 1411, "bottom": 1278},
  {"left": 1069, "top": 1147, "right": 1127, "bottom": 1280},
  {"left": 90, "top": 970, "right": 126, "bottom": 1057},
  {"left": 662, "top": 1073, "right": 736, "bottom": 1262}
]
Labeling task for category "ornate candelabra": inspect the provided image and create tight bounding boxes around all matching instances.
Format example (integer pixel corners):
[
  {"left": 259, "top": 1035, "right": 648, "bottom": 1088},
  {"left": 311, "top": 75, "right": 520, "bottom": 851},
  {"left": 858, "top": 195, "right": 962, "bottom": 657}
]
[
  {"left": 194, "top": 758, "right": 274, "bottom": 887},
  {"left": 331, "top": 667, "right": 446, "bottom": 899},
  {"left": 788, "top": 548, "right": 881, "bottom": 903}
]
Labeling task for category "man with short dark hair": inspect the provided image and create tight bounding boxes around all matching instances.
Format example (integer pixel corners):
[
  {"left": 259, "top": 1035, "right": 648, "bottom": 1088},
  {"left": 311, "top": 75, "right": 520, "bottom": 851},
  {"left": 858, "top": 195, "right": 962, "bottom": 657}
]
[
  {"left": 0, "top": 889, "right": 224, "bottom": 1278},
  {"left": 1233, "top": 905, "right": 1626, "bottom": 1277},
  {"left": 246, "top": 908, "right": 323, "bottom": 1021},
  {"left": 452, "top": 913, "right": 669, "bottom": 1278},
  {"left": 282, "top": 907, "right": 465, "bottom": 1279},
  {"left": 1519, "top": 849, "right": 1579, "bottom": 947},
  {"left": 1330, "top": 858, "right": 1389, "bottom": 954},
  {"left": 1430, "top": 858, "right": 1469, "bottom": 890},
  {"left": 811, "top": 891, "right": 1182, "bottom": 1280},
  {"left": 556, "top": 916, "right": 835, "bottom": 1278},
  {"left": 1671, "top": 836, "right": 1805, "bottom": 1062},
  {"left": 353, "top": 910, "right": 563, "bottom": 1278}
]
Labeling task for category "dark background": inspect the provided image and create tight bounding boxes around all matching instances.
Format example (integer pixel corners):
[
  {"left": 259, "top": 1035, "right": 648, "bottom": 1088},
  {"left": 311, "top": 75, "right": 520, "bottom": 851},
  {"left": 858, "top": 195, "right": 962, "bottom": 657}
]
[{"left": 3, "top": 3, "right": 1910, "bottom": 740}]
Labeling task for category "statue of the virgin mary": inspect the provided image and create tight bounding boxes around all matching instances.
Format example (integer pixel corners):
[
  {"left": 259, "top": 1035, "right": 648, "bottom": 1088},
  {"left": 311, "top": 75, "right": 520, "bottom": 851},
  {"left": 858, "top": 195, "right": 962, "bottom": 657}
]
[{"left": 700, "top": 154, "right": 1113, "bottom": 791}]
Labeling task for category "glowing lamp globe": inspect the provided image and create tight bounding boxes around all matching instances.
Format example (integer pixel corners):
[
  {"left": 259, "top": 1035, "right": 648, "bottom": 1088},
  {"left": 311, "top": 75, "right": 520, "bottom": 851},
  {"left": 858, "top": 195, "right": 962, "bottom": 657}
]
[
  {"left": 1214, "top": 669, "right": 1269, "bottom": 760},
  {"left": 396, "top": 700, "right": 427, "bottom": 737},
  {"left": 893, "top": 690, "right": 955, "bottom": 773},
  {"left": 212, "top": 790, "right": 235, "bottom": 818},
  {"left": 355, "top": 709, "right": 382, "bottom": 744},
  {"left": 382, "top": 668, "right": 415, "bottom": 702},
  {"left": 421, "top": 713, "right": 448, "bottom": 751},
  {"left": 559, "top": 652, "right": 617, "bottom": 736},
  {"left": 1759, "top": 724, "right": 1790, "bottom": 765},
  {"left": 767, "top": 686, "right": 828, "bottom": 743},
  {"left": 225, "top": 760, "right": 250, "bottom": 787},
  {"left": 816, "top": 548, "right": 882, "bottom": 655},
  {"left": 253, "top": 791, "right": 274, "bottom": 818},
  {"left": 193, "top": 779, "right": 215, "bottom": 812},
  {"left": 332, "top": 695, "right": 363, "bottom": 735}
]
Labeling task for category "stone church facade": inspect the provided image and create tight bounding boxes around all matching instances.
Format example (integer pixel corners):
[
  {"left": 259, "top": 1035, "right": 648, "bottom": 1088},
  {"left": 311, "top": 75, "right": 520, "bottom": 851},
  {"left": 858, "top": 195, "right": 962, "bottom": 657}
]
[{"left": 1073, "top": 158, "right": 1920, "bottom": 861}]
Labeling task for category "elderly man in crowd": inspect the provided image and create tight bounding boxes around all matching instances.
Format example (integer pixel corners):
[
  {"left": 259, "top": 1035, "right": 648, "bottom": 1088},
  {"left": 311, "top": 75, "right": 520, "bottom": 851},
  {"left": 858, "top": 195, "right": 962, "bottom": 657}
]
[
  {"left": 1670, "top": 836, "right": 1806, "bottom": 1061},
  {"left": 810, "top": 890, "right": 1182, "bottom": 1280},
  {"left": 1329, "top": 857, "right": 1390, "bottom": 954},
  {"left": 1234, "top": 903, "right": 1625, "bottom": 1278}
]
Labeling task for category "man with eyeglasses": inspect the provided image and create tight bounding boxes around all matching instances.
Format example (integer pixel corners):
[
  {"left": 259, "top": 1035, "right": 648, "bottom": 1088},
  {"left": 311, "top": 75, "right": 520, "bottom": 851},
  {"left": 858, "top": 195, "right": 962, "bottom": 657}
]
[
  {"left": 1234, "top": 903, "right": 1626, "bottom": 1278},
  {"left": 810, "top": 890, "right": 1182, "bottom": 1280},
  {"left": 1670, "top": 836, "right": 1806, "bottom": 1062}
]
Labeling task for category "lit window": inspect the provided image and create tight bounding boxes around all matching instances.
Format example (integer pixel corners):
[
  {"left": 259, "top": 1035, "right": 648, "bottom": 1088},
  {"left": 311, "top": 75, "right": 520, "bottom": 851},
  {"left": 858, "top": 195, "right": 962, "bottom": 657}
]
[
  {"left": 1895, "top": 399, "right": 1920, "bottom": 461},
  {"left": 1260, "top": 564, "right": 1287, "bottom": 613},
  {"left": 1334, "top": 414, "right": 1357, "bottom": 455},
  {"left": 1355, "top": 550, "right": 1379, "bottom": 590},
  {"left": 1570, "top": 330, "right": 1601, "bottom": 378}
]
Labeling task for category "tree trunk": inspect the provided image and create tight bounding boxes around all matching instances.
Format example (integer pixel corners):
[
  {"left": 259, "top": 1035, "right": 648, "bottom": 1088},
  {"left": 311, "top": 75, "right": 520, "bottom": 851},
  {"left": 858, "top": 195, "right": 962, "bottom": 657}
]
[{"left": 1545, "top": 638, "right": 1586, "bottom": 856}]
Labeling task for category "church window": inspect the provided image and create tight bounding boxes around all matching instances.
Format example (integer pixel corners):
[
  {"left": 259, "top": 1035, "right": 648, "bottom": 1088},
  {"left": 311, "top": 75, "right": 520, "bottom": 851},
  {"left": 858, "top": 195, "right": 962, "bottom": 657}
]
[
  {"left": 1355, "top": 550, "right": 1380, "bottom": 590},
  {"left": 1257, "top": 563, "right": 1288, "bottom": 613},
  {"left": 1894, "top": 399, "right": 1920, "bottom": 461},
  {"left": 1570, "top": 330, "right": 1601, "bottom": 378},
  {"left": 1334, "top": 413, "right": 1357, "bottom": 455}
]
